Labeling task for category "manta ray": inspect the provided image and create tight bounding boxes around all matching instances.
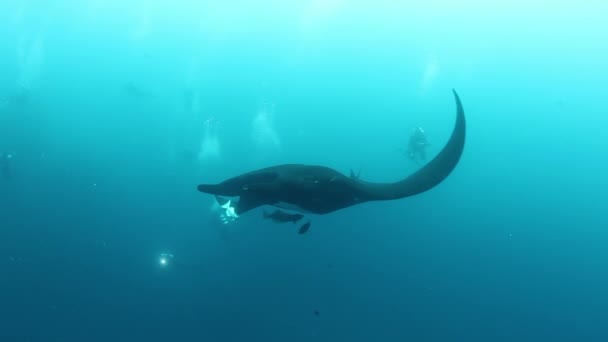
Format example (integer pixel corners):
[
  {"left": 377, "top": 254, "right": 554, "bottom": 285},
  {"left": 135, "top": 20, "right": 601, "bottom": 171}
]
[{"left": 198, "top": 89, "right": 466, "bottom": 218}]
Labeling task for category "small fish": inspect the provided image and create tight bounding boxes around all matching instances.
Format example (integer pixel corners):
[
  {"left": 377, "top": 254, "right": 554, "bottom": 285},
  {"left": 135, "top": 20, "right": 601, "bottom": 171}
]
[
  {"left": 314, "top": 310, "right": 320, "bottom": 317},
  {"left": 263, "top": 209, "right": 304, "bottom": 224},
  {"left": 298, "top": 221, "right": 311, "bottom": 234}
]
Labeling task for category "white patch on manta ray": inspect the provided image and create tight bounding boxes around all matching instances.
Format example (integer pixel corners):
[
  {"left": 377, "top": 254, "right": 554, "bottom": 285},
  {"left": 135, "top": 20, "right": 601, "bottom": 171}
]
[{"left": 219, "top": 200, "right": 239, "bottom": 224}]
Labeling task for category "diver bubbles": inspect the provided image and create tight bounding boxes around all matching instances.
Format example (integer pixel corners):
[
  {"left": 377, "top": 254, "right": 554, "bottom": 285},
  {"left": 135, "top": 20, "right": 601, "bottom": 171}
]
[
  {"left": 250, "top": 102, "right": 281, "bottom": 160},
  {"left": 183, "top": 56, "right": 201, "bottom": 114},
  {"left": 129, "top": 11, "right": 151, "bottom": 42},
  {"left": 197, "top": 116, "right": 222, "bottom": 161},
  {"left": 16, "top": 32, "right": 45, "bottom": 92},
  {"left": 420, "top": 54, "right": 441, "bottom": 96}
]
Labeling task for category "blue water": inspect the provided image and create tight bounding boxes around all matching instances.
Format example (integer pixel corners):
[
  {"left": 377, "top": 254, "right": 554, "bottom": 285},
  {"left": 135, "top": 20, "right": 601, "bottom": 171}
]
[{"left": 1, "top": 1, "right": 607, "bottom": 341}]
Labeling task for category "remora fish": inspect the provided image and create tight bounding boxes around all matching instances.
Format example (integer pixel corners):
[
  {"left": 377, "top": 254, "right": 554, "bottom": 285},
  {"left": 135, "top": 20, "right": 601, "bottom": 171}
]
[{"left": 262, "top": 209, "right": 304, "bottom": 224}]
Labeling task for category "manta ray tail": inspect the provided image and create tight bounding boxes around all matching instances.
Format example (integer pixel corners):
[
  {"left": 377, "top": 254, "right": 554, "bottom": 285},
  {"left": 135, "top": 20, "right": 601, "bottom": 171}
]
[{"left": 360, "top": 89, "right": 466, "bottom": 200}]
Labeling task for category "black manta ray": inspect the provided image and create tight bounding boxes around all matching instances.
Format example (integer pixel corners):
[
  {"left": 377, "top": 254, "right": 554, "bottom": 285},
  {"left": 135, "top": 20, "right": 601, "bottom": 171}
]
[{"left": 198, "top": 89, "right": 466, "bottom": 217}]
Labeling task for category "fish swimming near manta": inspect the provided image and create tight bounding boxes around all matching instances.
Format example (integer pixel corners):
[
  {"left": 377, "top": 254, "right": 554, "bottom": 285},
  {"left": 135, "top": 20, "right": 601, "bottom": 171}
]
[
  {"left": 263, "top": 209, "right": 304, "bottom": 224},
  {"left": 298, "top": 221, "right": 311, "bottom": 235},
  {"left": 198, "top": 89, "right": 466, "bottom": 218}
]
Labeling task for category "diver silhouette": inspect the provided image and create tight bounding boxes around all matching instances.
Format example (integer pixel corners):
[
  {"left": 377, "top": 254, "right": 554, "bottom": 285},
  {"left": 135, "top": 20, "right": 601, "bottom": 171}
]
[{"left": 406, "top": 127, "right": 430, "bottom": 163}]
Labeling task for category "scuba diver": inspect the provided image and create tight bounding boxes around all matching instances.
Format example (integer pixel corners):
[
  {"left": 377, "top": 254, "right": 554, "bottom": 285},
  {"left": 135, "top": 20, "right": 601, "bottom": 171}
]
[{"left": 406, "top": 127, "right": 430, "bottom": 163}]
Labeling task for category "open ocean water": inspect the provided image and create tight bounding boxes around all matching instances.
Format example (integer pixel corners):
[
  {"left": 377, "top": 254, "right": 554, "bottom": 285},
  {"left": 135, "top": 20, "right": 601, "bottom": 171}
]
[{"left": 0, "top": 1, "right": 607, "bottom": 341}]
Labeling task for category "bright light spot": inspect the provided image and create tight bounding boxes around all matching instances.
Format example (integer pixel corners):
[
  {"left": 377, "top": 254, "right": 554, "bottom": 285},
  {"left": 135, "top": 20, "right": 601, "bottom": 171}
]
[{"left": 158, "top": 253, "right": 174, "bottom": 268}]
